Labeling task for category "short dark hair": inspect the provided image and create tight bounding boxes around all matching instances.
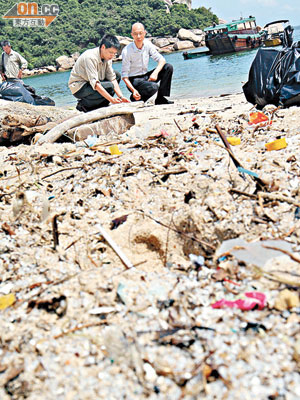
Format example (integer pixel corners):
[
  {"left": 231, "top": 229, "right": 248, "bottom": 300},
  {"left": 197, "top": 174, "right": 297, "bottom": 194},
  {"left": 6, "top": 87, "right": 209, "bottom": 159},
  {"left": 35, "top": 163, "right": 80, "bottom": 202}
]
[
  {"left": 1, "top": 40, "right": 11, "bottom": 47},
  {"left": 99, "top": 34, "right": 120, "bottom": 51}
]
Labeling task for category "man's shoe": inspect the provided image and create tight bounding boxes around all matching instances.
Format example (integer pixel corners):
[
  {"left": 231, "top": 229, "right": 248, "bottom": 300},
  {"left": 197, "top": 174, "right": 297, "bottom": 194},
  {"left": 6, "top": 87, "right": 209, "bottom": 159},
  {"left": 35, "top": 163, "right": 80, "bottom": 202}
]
[
  {"left": 76, "top": 102, "right": 88, "bottom": 112},
  {"left": 155, "top": 96, "right": 174, "bottom": 105}
]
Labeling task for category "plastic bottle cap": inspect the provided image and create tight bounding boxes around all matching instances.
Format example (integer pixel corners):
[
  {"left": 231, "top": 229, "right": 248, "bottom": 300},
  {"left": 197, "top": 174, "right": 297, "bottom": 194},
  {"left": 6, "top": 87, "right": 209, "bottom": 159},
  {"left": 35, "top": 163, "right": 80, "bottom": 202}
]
[
  {"left": 227, "top": 136, "right": 241, "bottom": 146},
  {"left": 265, "top": 138, "right": 287, "bottom": 151}
]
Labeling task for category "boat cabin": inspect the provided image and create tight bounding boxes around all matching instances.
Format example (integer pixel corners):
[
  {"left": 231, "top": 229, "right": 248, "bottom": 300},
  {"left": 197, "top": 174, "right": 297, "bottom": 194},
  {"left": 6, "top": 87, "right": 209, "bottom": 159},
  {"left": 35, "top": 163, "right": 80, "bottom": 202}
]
[{"left": 204, "top": 17, "right": 259, "bottom": 37}]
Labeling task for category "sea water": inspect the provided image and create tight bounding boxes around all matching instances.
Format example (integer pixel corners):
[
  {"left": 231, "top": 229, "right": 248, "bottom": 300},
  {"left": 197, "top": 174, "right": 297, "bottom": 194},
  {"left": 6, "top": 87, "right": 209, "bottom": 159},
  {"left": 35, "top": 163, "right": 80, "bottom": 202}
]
[{"left": 23, "top": 28, "right": 300, "bottom": 107}]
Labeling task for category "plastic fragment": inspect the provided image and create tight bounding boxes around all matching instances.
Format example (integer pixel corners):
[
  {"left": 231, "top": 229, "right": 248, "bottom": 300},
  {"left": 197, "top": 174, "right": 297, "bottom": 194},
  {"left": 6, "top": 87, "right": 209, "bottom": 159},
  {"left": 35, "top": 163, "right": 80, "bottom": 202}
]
[
  {"left": 242, "top": 322, "right": 267, "bottom": 332},
  {"left": 109, "top": 144, "right": 122, "bottom": 155},
  {"left": 0, "top": 293, "right": 16, "bottom": 310},
  {"left": 248, "top": 111, "right": 271, "bottom": 126},
  {"left": 237, "top": 167, "right": 259, "bottom": 178},
  {"left": 84, "top": 135, "right": 98, "bottom": 147},
  {"left": 274, "top": 289, "right": 299, "bottom": 311},
  {"left": 189, "top": 254, "right": 205, "bottom": 267},
  {"left": 265, "top": 138, "right": 287, "bottom": 151},
  {"left": 211, "top": 292, "right": 266, "bottom": 310},
  {"left": 227, "top": 137, "right": 241, "bottom": 145}
]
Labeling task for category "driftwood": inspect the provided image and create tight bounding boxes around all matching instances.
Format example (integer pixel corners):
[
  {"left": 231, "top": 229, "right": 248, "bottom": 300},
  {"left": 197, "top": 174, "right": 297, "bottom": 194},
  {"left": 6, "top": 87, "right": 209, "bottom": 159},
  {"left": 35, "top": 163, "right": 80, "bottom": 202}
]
[
  {"left": 0, "top": 99, "right": 77, "bottom": 145},
  {"left": 37, "top": 103, "right": 142, "bottom": 144}
]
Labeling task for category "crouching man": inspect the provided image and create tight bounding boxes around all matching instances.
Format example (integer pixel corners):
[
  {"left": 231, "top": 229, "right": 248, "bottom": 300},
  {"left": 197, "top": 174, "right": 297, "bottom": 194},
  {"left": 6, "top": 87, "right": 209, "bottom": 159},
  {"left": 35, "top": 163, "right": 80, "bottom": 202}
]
[{"left": 68, "top": 34, "right": 129, "bottom": 112}]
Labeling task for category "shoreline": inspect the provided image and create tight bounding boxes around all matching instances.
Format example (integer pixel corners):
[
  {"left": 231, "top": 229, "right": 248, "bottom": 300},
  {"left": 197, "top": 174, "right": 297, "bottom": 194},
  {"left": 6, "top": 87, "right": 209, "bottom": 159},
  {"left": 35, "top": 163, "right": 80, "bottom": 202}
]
[
  {"left": 21, "top": 44, "right": 200, "bottom": 78},
  {"left": 21, "top": 29, "right": 205, "bottom": 78}
]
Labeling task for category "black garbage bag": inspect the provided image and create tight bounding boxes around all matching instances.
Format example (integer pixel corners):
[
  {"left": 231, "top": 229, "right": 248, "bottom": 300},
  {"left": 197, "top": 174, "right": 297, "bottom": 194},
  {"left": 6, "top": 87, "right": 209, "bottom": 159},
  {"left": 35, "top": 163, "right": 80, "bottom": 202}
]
[
  {"left": 0, "top": 81, "right": 55, "bottom": 106},
  {"left": 243, "top": 27, "right": 300, "bottom": 109},
  {"left": 24, "top": 84, "right": 55, "bottom": 106},
  {"left": 0, "top": 80, "right": 35, "bottom": 104}
]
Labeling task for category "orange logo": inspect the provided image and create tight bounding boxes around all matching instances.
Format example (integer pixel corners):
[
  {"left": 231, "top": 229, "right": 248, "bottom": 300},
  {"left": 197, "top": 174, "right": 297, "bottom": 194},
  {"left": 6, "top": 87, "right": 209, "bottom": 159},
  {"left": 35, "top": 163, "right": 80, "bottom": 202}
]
[{"left": 3, "top": 2, "right": 59, "bottom": 27}]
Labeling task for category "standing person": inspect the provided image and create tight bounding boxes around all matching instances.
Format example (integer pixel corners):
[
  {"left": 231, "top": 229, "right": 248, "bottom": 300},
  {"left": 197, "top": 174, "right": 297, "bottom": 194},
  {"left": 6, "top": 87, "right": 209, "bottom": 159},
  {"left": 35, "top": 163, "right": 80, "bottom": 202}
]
[
  {"left": 0, "top": 40, "right": 28, "bottom": 81},
  {"left": 68, "top": 34, "right": 129, "bottom": 112},
  {"left": 121, "top": 22, "right": 173, "bottom": 105}
]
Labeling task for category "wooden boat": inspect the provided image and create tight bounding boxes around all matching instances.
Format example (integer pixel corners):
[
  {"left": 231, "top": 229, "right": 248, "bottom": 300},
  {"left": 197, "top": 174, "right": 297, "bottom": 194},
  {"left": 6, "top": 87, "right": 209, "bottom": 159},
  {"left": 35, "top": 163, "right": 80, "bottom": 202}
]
[
  {"left": 204, "top": 17, "right": 263, "bottom": 55},
  {"left": 183, "top": 49, "right": 210, "bottom": 59},
  {"left": 262, "top": 20, "right": 290, "bottom": 47}
]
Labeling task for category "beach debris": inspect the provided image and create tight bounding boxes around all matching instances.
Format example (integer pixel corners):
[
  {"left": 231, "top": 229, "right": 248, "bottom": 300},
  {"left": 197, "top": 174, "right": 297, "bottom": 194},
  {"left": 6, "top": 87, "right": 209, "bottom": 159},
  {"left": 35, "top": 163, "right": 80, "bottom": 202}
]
[
  {"left": 27, "top": 295, "right": 67, "bottom": 317},
  {"left": 274, "top": 289, "right": 300, "bottom": 311},
  {"left": 227, "top": 136, "right": 241, "bottom": 145},
  {"left": 248, "top": 111, "right": 271, "bottom": 126},
  {"left": 1, "top": 222, "right": 15, "bottom": 236},
  {"left": 216, "top": 238, "right": 293, "bottom": 268},
  {"left": 211, "top": 292, "right": 266, "bottom": 310},
  {"left": 37, "top": 103, "right": 142, "bottom": 144},
  {"left": 265, "top": 137, "right": 287, "bottom": 151},
  {"left": 1, "top": 93, "right": 300, "bottom": 399},
  {"left": 0, "top": 101, "right": 76, "bottom": 145},
  {"left": 215, "top": 124, "right": 269, "bottom": 191},
  {"left": 0, "top": 293, "right": 16, "bottom": 310},
  {"left": 95, "top": 223, "right": 134, "bottom": 269},
  {"left": 109, "top": 144, "right": 122, "bottom": 155},
  {"left": 110, "top": 214, "right": 128, "bottom": 230},
  {"left": 66, "top": 114, "right": 135, "bottom": 142}
]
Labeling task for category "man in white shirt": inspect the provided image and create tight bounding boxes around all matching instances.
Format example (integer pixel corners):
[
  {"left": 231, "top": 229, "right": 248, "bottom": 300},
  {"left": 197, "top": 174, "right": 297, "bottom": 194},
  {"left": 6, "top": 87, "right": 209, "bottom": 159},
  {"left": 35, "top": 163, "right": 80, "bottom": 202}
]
[
  {"left": 69, "top": 34, "right": 129, "bottom": 112},
  {"left": 0, "top": 40, "right": 28, "bottom": 82},
  {"left": 122, "top": 23, "right": 173, "bottom": 105}
]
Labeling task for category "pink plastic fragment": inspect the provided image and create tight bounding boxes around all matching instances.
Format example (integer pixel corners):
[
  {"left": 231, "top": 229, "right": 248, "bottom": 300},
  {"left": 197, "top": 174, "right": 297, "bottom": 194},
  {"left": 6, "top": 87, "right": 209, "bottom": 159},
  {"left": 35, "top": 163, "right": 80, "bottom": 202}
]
[
  {"left": 159, "top": 129, "right": 169, "bottom": 137},
  {"left": 211, "top": 292, "right": 266, "bottom": 311}
]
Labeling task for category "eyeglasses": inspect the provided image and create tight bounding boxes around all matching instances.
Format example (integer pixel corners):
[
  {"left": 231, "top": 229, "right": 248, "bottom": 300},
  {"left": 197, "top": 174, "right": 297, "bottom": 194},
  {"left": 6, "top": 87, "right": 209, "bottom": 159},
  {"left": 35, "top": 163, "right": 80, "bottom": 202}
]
[
  {"left": 132, "top": 31, "right": 146, "bottom": 37},
  {"left": 107, "top": 50, "right": 118, "bottom": 56}
]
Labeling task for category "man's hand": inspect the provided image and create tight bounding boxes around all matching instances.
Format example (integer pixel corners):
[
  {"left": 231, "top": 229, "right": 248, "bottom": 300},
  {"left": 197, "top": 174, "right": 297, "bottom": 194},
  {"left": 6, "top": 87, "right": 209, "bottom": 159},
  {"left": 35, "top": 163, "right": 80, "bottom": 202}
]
[
  {"left": 149, "top": 71, "right": 158, "bottom": 81},
  {"left": 1, "top": 73, "right": 6, "bottom": 81},
  {"left": 119, "top": 97, "right": 130, "bottom": 103},
  {"left": 132, "top": 89, "right": 141, "bottom": 100},
  {"left": 17, "top": 69, "right": 23, "bottom": 79},
  {"left": 110, "top": 97, "right": 123, "bottom": 104}
]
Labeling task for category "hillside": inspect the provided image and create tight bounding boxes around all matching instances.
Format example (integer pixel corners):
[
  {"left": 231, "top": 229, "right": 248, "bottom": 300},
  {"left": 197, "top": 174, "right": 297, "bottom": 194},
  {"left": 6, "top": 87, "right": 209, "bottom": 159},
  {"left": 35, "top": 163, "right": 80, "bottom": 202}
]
[{"left": 0, "top": 0, "right": 218, "bottom": 69}]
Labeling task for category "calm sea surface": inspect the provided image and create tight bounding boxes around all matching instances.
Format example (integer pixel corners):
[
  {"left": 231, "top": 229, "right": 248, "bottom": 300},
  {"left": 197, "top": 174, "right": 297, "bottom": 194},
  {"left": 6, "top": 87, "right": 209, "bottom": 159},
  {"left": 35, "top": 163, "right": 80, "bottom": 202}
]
[{"left": 23, "top": 28, "right": 300, "bottom": 107}]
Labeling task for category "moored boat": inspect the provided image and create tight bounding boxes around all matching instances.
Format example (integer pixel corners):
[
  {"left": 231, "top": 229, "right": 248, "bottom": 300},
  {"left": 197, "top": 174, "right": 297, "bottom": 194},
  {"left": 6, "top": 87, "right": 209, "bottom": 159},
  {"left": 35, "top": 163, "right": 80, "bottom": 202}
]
[
  {"left": 262, "top": 20, "right": 290, "bottom": 47},
  {"left": 182, "top": 49, "right": 210, "bottom": 59},
  {"left": 204, "top": 17, "right": 263, "bottom": 56}
]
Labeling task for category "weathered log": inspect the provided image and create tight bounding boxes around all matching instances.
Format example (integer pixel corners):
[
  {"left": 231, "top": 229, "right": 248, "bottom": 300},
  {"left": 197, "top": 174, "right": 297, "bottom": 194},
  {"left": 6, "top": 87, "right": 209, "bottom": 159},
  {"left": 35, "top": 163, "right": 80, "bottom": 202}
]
[
  {"left": 0, "top": 99, "right": 77, "bottom": 145},
  {"left": 2, "top": 114, "right": 50, "bottom": 128},
  {"left": 37, "top": 103, "right": 142, "bottom": 144}
]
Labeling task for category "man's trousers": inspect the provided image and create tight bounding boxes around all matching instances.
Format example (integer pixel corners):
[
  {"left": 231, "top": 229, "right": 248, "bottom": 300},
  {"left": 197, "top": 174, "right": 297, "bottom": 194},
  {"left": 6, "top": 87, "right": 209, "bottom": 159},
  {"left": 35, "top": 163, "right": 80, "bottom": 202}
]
[{"left": 128, "top": 63, "right": 173, "bottom": 102}]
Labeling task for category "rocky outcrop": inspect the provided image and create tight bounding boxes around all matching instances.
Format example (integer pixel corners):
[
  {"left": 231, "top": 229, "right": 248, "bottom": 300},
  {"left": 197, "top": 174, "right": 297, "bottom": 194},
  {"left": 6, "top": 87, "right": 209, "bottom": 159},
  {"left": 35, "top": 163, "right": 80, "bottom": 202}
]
[
  {"left": 152, "top": 37, "right": 173, "bottom": 48},
  {"left": 173, "top": 40, "right": 194, "bottom": 50},
  {"left": 116, "top": 36, "right": 132, "bottom": 52},
  {"left": 177, "top": 28, "right": 204, "bottom": 45},
  {"left": 56, "top": 55, "right": 75, "bottom": 71},
  {"left": 21, "top": 27, "right": 206, "bottom": 78}
]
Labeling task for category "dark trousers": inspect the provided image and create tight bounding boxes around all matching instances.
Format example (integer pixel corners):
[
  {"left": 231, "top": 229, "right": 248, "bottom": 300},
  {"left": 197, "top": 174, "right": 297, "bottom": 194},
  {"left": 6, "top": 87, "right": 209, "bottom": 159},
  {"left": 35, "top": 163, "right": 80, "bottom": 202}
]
[
  {"left": 74, "top": 71, "right": 121, "bottom": 110},
  {"left": 129, "top": 63, "right": 173, "bottom": 102}
]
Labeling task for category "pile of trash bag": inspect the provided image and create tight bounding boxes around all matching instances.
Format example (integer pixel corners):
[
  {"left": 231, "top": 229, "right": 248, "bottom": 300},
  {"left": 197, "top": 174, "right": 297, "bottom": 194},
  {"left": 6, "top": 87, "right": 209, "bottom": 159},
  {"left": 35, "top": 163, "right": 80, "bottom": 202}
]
[
  {"left": 0, "top": 80, "right": 55, "bottom": 106},
  {"left": 243, "top": 25, "right": 300, "bottom": 109}
]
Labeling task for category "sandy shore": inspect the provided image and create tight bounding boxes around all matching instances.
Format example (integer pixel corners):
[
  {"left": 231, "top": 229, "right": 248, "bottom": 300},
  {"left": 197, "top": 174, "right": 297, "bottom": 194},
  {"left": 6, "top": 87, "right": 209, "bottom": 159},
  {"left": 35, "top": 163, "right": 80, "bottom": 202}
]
[{"left": 0, "top": 93, "right": 299, "bottom": 399}]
